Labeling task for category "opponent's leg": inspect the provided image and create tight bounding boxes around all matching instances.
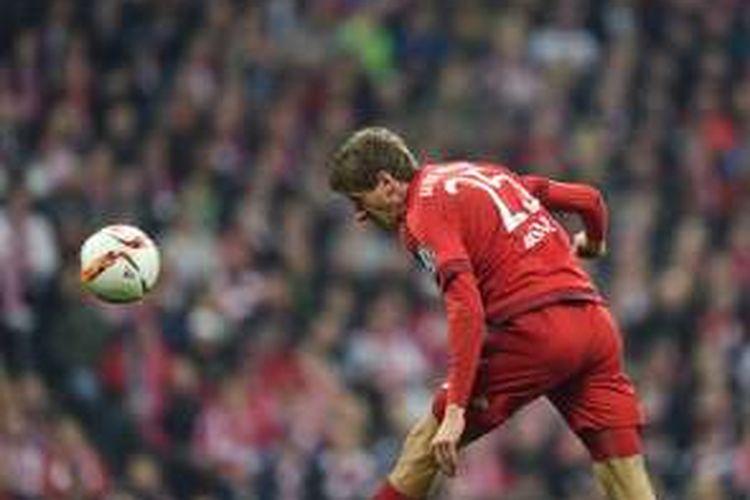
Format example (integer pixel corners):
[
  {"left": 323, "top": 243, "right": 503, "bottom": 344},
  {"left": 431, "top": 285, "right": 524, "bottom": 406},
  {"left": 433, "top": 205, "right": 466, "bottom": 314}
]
[{"left": 593, "top": 455, "right": 656, "bottom": 500}]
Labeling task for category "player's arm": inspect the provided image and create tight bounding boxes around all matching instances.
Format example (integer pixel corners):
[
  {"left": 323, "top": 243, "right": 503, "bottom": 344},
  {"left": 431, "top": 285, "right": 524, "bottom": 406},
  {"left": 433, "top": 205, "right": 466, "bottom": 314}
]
[
  {"left": 415, "top": 200, "right": 485, "bottom": 477},
  {"left": 438, "top": 266, "right": 485, "bottom": 411},
  {"left": 433, "top": 266, "right": 485, "bottom": 477},
  {"left": 380, "top": 266, "right": 485, "bottom": 497},
  {"left": 521, "top": 175, "right": 608, "bottom": 258}
]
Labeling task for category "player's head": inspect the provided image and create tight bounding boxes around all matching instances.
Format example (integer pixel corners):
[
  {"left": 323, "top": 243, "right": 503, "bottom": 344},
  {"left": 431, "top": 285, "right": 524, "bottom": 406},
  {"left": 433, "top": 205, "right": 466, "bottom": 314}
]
[{"left": 328, "top": 127, "right": 418, "bottom": 231}]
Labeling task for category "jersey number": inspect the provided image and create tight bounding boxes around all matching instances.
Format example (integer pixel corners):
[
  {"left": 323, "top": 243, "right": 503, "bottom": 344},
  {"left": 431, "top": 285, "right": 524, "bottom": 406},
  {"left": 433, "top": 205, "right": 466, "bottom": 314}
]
[{"left": 443, "top": 166, "right": 541, "bottom": 232}]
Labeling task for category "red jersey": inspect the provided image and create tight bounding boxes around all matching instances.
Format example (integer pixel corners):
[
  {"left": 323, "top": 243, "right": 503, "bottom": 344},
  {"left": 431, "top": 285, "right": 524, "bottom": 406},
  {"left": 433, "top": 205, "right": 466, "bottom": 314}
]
[{"left": 400, "top": 162, "right": 606, "bottom": 407}]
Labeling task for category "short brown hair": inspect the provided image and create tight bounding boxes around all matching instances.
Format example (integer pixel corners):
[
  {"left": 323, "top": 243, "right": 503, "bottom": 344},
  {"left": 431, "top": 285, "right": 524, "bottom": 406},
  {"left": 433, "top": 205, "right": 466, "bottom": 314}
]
[{"left": 328, "top": 127, "right": 418, "bottom": 193}]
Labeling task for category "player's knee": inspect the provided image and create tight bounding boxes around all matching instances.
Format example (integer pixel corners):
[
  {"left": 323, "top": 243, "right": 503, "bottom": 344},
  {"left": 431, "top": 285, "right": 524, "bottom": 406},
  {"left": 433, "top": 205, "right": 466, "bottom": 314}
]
[
  {"left": 399, "top": 415, "right": 438, "bottom": 462},
  {"left": 389, "top": 462, "right": 432, "bottom": 496},
  {"left": 390, "top": 416, "right": 439, "bottom": 486},
  {"left": 580, "top": 427, "right": 643, "bottom": 462}
]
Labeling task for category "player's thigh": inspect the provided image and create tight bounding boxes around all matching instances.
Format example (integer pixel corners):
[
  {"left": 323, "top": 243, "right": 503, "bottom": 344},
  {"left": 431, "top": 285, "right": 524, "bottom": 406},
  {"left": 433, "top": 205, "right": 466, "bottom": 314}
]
[
  {"left": 432, "top": 389, "right": 533, "bottom": 446},
  {"left": 389, "top": 413, "right": 441, "bottom": 492},
  {"left": 432, "top": 360, "right": 545, "bottom": 446},
  {"left": 433, "top": 306, "right": 590, "bottom": 444},
  {"left": 549, "top": 368, "right": 642, "bottom": 434},
  {"left": 388, "top": 407, "right": 513, "bottom": 498},
  {"left": 548, "top": 305, "right": 644, "bottom": 451}
]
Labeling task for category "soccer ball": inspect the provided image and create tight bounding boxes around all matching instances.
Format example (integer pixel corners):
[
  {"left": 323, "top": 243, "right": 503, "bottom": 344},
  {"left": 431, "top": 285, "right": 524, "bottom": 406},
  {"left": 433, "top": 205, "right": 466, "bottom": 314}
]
[{"left": 80, "top": 224, "right": 160, "bottom": 303}]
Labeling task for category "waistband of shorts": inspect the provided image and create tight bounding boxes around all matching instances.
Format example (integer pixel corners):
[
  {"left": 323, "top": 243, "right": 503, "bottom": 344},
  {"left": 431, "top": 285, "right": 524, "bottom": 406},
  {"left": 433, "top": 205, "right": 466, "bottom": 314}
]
[{"left": 485, "top": 288, "right": 605, "bottom": 332}]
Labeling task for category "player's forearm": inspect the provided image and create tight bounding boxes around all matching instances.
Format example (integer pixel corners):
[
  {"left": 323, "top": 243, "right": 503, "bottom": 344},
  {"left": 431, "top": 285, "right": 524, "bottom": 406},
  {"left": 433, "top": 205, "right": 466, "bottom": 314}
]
[
  {"left": 567, "top": 184, "right": 607, "bottom": 245},
  {"left": 442, "top": 271, "right": 485, "bottom": 408},
  {"left": 521, "top": 175, "right": 608, "bottom": 244}
]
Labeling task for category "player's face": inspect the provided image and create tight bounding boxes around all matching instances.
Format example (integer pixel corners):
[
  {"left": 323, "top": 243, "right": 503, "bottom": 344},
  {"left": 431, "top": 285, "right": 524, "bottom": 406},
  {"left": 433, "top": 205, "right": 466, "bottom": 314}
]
[{"left": 347, "top": 172, "right": 404, "bottom": 232}]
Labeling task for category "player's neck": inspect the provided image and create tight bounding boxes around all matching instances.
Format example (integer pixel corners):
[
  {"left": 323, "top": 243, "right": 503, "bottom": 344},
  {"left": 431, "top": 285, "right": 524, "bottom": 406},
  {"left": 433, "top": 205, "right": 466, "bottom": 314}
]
[{"left": 394, "top": 181, "right": 410, "bottom": 221}]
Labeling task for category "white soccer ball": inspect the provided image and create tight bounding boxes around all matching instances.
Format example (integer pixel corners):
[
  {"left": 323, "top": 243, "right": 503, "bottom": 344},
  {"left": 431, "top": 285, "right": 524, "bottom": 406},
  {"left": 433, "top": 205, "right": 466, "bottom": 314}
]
[{"left": 80, "top": 224, "right": 160, "bottom": 303}]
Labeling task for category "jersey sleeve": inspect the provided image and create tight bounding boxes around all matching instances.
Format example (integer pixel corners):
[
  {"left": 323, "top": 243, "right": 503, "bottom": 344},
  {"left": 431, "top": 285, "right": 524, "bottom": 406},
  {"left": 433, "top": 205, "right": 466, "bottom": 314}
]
[
  {"left": 521, "top": 175, "right": 608, "bottom": 244},
  {"left": 411, "top": 196, "right": 472, "bottom": 290},
  {"left": 441, "top": 270, "right": 485, "bottom": 407},
  {"left": 412, "top": 197, "right": 484, "bottom": 408}
]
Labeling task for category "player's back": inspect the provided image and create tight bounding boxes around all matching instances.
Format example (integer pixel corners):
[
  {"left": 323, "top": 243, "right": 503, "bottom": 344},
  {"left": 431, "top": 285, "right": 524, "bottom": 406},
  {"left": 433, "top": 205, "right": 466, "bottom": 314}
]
[{"left": 403, "top": 162, "right": 601, "bottom": 325}]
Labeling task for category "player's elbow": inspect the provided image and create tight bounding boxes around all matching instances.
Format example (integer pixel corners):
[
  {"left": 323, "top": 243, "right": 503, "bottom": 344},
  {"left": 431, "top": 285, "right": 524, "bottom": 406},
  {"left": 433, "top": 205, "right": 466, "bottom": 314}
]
[
  {"left": 443, "top": 272, "right": 482, "bottom": 306},
  {"left": 594, "top": 188, "right": 608, "bottom": 219},
  {"left": 520, "top": 175, "right": 549, "bottom": 199},
  {"left": 443, "top": 272, "right": 485, "bottom": 328},
  {"left": 580, "top": 186, "right": 608, "bottom": 243},
  {"left": 592, "top": 186, "right": 605, "bottom": 208},
  {"left": 581, "top": 184, "right": 607, "bottom": 217}
]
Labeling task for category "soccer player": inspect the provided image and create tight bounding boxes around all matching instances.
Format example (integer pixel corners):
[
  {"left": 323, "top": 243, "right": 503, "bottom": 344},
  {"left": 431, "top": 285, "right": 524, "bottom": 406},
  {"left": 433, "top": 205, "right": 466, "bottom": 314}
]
[{"left": 328, "top": 128, "right": 656, "bottom": 500}]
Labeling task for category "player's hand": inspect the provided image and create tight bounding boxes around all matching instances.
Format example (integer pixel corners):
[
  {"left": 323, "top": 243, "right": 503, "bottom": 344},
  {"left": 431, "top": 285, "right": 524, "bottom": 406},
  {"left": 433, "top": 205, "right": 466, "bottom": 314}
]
[
  {"left": 430, "top": 404, "right": 465, "bottom": 477},
  {"left": 573, "top": 231, "right": 606, "bottom": 259}
]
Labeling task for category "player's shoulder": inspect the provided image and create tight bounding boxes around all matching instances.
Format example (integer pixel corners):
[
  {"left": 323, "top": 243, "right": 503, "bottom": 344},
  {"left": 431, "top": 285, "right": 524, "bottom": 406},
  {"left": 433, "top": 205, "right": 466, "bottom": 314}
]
[
  {"left": 419, "top": 161, "right": 513, "bottom": 182},
  {"left": 407, "top": 161, "right": 503, "bottom": 229},
  {"left": 410, "top": 163, "right": 462, "bottom": 207},
  {"left": 415, "top": 161, "right": 515, "bottom": 200}
]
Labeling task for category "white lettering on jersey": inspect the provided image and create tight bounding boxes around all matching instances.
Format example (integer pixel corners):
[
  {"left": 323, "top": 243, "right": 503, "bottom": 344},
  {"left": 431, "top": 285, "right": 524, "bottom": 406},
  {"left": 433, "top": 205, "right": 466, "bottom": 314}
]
[{"left": 424, "top": 163, "right": 555, "bottom": 249}]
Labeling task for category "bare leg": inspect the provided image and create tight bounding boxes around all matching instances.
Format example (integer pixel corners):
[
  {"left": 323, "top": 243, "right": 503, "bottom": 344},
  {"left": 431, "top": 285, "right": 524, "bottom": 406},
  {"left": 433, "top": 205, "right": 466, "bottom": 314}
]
[
  {"left": 592, "top": 455, "right": 657, "bottom": 500},
  {"left": 387, "top": 414, "right": 441, "bottom": 498}
]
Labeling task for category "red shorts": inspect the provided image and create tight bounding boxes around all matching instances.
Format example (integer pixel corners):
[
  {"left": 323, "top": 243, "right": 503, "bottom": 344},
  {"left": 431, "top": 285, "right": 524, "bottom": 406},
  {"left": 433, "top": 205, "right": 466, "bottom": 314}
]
[{"left": 433, "top": 301, "right": 644, "bottom": 445}]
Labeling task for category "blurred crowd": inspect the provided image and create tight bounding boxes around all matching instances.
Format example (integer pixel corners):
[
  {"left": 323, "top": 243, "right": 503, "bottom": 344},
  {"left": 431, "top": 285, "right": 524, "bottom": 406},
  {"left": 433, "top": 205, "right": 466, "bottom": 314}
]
[{"left": 0, "top": 0, "right": 748, "bottom": 498}]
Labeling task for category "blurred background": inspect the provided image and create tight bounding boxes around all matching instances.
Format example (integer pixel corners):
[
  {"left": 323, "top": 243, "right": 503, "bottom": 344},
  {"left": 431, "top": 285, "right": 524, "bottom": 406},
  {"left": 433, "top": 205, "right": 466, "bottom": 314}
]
[{"left": 0, "top": 0, "right": 748, "bottom": 498}]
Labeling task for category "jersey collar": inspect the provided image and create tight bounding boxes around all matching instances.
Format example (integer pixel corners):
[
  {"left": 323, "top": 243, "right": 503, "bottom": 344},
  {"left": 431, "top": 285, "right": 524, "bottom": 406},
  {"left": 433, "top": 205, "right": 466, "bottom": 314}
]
[{"left": 405, "top": 166, "right": 427, "bottom": 212}]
